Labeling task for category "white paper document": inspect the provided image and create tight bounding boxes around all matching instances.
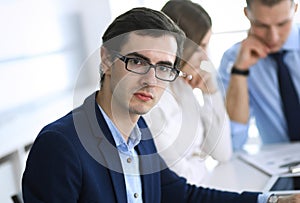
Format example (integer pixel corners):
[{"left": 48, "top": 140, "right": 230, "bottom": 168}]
[{"left": 238, "top": 142, "right": 300, "bottom": 175}]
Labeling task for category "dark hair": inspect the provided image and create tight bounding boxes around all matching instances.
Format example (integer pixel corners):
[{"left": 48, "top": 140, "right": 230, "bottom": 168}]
[
  {"left": 102, "top": 7, "right": 185, "bottom": 67},
  {"left": 161, "top": 1, "right": 212, "bottom": 67},
  {"left": 246, "top": 0, "right": 294, "bottom": 9}
]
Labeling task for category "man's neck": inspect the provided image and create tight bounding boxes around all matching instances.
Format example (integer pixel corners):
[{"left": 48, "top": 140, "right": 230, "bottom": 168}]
[{"left": 96, "top": 90, "right": 139, "bottom": 142}]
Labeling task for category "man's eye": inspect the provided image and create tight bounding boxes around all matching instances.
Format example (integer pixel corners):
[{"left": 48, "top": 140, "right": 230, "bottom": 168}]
[
  {"left": 158, "top": 66, "right": 170, "bottom": 72},
  {"left": 129, "top": 58, "right": 146, "bottom": 66},
  {"left": 133, "top": 58, "right": 142, "bottom": 65}
]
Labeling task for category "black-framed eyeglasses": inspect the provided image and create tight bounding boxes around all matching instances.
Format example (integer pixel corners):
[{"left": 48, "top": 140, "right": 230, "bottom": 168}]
[{"left": 113, "top": 52, "right": 180, "bottom": 82}]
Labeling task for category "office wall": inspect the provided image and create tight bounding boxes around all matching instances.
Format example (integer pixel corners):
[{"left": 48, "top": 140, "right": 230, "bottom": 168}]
[{"left": 0, "top": 0, "right": 111, "bottom": 202}]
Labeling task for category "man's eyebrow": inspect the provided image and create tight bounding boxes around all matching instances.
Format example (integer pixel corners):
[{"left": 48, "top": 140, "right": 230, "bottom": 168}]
[
  {"left": 126, "top": 52, "right": 174, "bottom": 67},
  {"left": 252, "top": 17, "right": 291, "bottom": 27},
  {"left": 277, "top": 18, "right": 291, "bottom": 26},
  {"left": 251, "top": 18, "right": 267, "bottom": 26}
]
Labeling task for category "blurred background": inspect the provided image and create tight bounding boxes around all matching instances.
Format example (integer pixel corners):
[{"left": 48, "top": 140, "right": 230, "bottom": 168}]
[{"left": 0, "top": 0, "right": 299, "bottom": 202}]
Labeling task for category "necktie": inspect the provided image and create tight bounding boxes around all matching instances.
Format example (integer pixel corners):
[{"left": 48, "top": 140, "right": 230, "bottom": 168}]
[{"left": 271, "top": 51, "right": 300, "bottom": 141}]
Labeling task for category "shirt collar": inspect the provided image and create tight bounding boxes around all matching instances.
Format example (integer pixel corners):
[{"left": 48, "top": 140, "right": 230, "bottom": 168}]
[
  {"left": 282, "top": 24, "right": 300, "bottom": 51},
  {"left": 97, "top": 104, "right": 141, "bottom": 152}
]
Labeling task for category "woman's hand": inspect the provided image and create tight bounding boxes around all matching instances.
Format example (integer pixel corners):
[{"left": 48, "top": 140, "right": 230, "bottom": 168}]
[{"left": 182, "top": 60, "right": 218, "bottom": 94}]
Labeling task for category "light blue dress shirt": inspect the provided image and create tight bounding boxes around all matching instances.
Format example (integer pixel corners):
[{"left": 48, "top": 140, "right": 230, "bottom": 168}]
[
  {"left": 99, "top": 106, "right": 143, "bottom": 203},
  {"left": 218, "top": 24, "right": 300, "bottom": 150}
]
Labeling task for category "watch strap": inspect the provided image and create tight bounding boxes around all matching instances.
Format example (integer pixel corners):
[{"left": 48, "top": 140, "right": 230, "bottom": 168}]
[{"left": 231, "top": 66, "right": 250, "bottom": 76}]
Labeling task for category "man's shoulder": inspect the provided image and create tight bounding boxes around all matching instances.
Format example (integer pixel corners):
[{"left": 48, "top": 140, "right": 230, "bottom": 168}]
[
  {"left": 39, "top": 94, "right": 97, "bottom": 138},
  {"left": 38, "top": 110, "right": 78, "bottom": 139},
  {"left": 40, "top": 92, "right": 98, "bottom": 136},
  {"left": 223, "top": 41, "right": 241, "bottom": 57},
  {"left": 218, "top": 41, "right": 241, "bottom": 72}
]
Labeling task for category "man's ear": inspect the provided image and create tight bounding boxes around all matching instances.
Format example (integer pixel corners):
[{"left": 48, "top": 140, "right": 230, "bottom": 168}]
[
  {"left": 244, "top": 7, "right": 249, "bottom": 19},
  {"left": 100, "top": 46, "right": 112, "bottom": 75}
]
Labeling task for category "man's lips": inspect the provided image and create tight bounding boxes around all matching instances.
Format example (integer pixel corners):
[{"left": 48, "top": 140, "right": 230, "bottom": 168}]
[{"left": 133, "top": 92, "right": 153, "bottom": 101}]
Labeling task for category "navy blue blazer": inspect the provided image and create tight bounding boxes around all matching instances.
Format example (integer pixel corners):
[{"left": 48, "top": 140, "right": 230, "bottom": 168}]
[{"left": 22, "top": 92, "right": 259, "bottom": 203}]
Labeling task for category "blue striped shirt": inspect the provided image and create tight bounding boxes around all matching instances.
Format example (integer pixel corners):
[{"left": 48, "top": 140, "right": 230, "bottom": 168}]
[{"left": 218, "top": 24, "right": 300, "bottom": 150}]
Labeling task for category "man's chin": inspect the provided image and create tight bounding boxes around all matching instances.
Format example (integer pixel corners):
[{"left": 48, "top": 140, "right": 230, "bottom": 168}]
[
  {"left": 134, "top": 110, "right": 150, "bottom": 116},
  {"left": 130, "top": 107, "right": 152, "bottom": 116},
  {"left": 129, "top": 101, "right": 156, "bottom": 115},
  {"left": 269, "top": 45, "right": 282, "bottom": 53}
]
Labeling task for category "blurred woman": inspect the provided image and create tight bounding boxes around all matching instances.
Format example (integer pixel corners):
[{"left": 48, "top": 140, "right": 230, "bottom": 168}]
[{"left": 144, "top": 0, "right": 232, "bottom": 185}]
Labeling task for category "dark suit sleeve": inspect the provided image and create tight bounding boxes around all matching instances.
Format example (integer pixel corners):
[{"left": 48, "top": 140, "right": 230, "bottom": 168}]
[
  {"left": 22, "top": 130, "right": 82, "bottom": 203},
  {"left": 160, "top": 165, "right": 259, "bottom": 203}
]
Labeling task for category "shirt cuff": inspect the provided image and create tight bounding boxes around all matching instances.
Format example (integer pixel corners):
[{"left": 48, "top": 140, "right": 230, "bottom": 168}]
[
  {"left": 230, "top": 121, "right": 249, "bottom": 151},
  {"left": 257, "top": 193, "right": 272, "bottom": 203}
]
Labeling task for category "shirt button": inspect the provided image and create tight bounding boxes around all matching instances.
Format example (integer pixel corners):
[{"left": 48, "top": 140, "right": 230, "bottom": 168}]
[
  {"left": 134, "top": 193, "right": 139, "bottom": 198},
  {"left": 127, "top": 157, "right": 132, "bottom": 163}
]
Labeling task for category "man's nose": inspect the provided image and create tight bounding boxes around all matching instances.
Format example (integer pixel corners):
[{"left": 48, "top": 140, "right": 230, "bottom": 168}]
[
  {"left": 267, "top": 26, "right": 280, "bottom": 44},
  {"left": 141, "top": 67, "right": 158, "bottom": 85}
]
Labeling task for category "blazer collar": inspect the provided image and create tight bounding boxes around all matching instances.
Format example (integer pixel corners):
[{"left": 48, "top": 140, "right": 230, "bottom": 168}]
[
  {"left": 79, "top": 92, "right": 161, "bottom": 203},
  {"left": 77, "top": 91, "right": 127, "bottom": 203}
]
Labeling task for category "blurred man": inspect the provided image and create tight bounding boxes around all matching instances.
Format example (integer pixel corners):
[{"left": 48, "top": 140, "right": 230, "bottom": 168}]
[{"left": 219, "top": 0, "right": 300, "bottom": 150}]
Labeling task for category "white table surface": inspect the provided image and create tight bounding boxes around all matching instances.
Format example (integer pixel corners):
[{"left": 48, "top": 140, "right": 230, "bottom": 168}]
[{"left": 202, "top": 154, "right": 271, "bottom": 193}]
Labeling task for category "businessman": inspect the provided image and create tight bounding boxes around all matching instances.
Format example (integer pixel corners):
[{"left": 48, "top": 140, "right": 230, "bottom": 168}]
[
  {"left": 218, "top": 0, "right": 300, "bottom": 150},
  {"left": 22, "top": 7, "right": 300, "bottom": 203}
]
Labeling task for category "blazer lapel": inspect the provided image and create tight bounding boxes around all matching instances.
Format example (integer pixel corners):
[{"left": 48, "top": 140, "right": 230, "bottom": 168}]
[
  {"left": 136, "top": 117, "right": 161, "bottom": 203},
  {"left": 98, "top": 140, "right": 127, "bottom": 203},
  {"left": 78, "top": 92, "right": 127, "bottom": 203}
]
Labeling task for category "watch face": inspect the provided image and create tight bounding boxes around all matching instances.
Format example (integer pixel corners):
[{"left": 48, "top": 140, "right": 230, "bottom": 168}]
[{"left": 268, "top": 195, "right": 278, "bottom": 203}]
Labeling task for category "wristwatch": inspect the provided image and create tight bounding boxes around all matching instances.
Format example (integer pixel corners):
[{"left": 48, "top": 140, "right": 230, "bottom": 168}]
[
  {"left": 268, "top": 194, "right": 279, "bottom": 203},
  {"left": 231, "top": 66, "right": 250, "bottom": 76}
]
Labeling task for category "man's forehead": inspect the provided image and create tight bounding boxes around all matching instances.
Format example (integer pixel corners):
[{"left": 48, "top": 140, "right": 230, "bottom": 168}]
[
  {"left": 247, "top": 1, "right": 295, "bottom": 24},
  {"left": 120, "top": 32, "right": 178, "bottom": 56}
]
